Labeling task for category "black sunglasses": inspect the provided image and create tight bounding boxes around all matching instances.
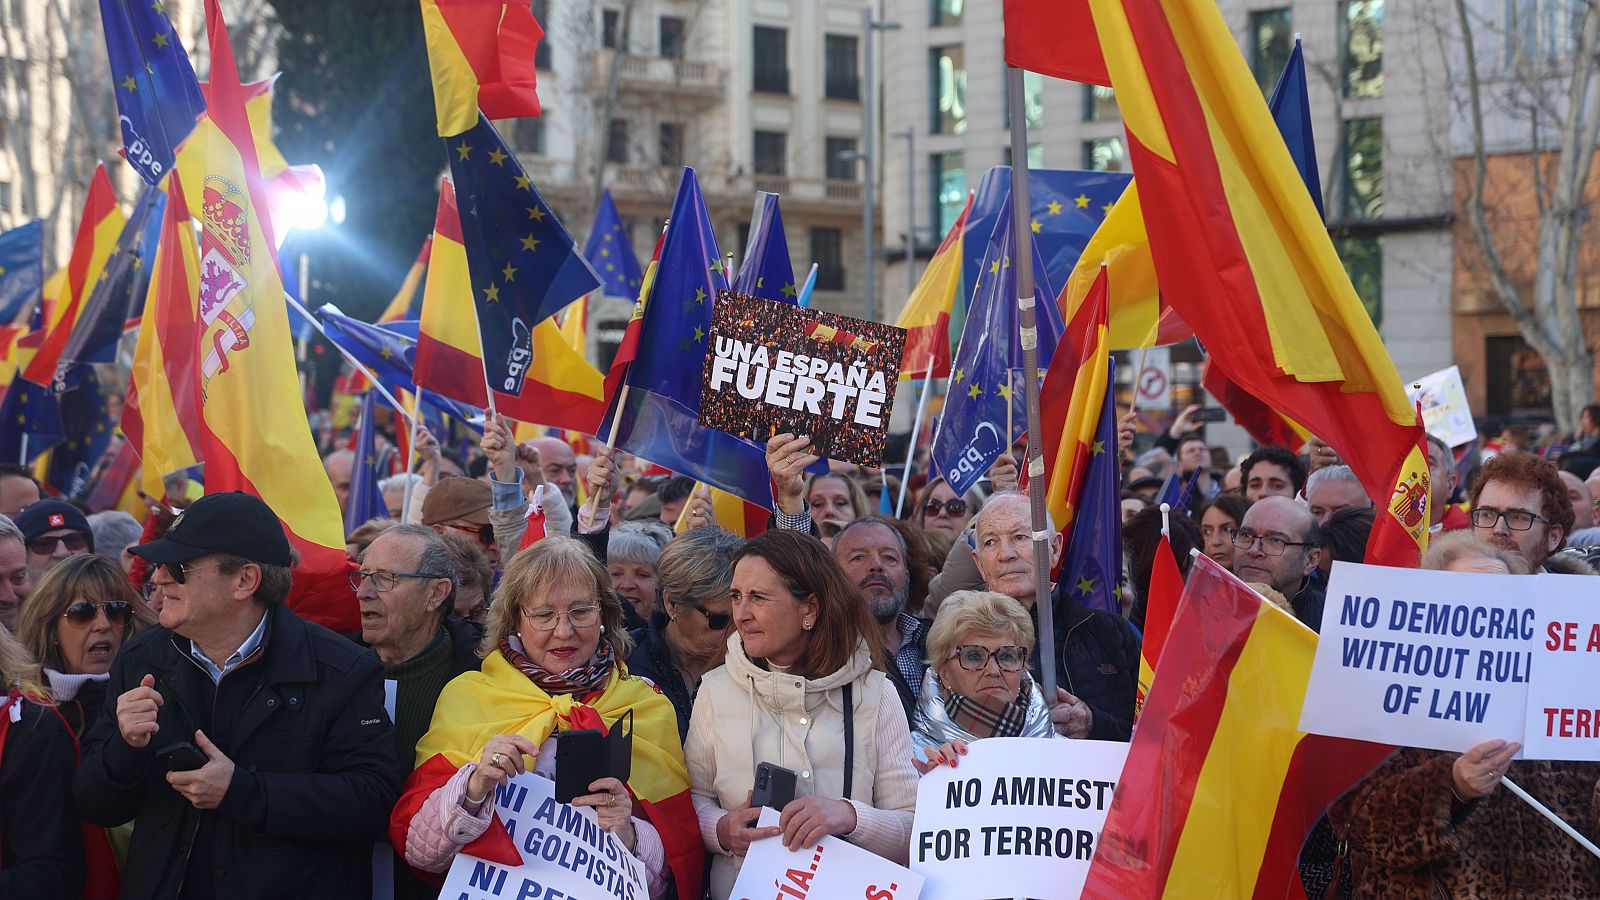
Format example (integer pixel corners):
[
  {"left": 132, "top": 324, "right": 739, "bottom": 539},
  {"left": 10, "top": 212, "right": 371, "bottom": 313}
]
[
  {"left": 676, "top": 600, "right": 732, "bottom": 631},
  {"left": 27, "top": 532, "right": 90, "bottom": 555},
  {"left": 923, "top": 498, "right": 968, "bottom": 517},
  {"left": 62, "top": 600, "right": 134, "bottom": 626}
]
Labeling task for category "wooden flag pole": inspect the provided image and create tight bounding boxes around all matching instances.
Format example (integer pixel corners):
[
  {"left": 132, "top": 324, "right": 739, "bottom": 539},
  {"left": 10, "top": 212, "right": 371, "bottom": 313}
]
[
  {"left": 400, "top": 389, "right": 424, "bottom": 523},
  {"left": 895, "top": 352, "right": 938, "bottom": 518},
  {"left": 1007, "top": 65, "right": 1058, "bottom": 702}
]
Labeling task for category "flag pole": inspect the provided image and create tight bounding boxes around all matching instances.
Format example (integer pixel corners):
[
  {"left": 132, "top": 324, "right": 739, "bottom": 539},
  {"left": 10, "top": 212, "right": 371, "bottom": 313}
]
[
  {"left": 1502, "top": 776, "right": 1600, "bottom": 859},
  {"left": 1132, "top": 343, "right": 1150, "bottom": 419},
  {"left": 283, "top": 293, "right": 416, "bottom": 426},
  {"left": 896, "top": 352, "right": 937, "bottom": 518},
  {"left": 1007, "top": 64, "right": 1058, "bottom": 701},
  {"left": 400, "top": 389, "right": 423, "bottom": 522}
]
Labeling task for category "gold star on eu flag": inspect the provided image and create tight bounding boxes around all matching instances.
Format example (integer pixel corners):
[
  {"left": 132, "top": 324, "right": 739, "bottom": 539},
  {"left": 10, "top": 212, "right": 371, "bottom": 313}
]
[
  {"left": 1091, "top": 439, "right": 1105, "bottom": 455},
  {"left": 152, "top": 32, "right": 170, "bottom": 49},
  {"left": 1075, "top": 194, "right": 1090, "bottom": 209},
  {"left": 968, "top": 383, "right": 981, "bottom": 399},
  {"left": 501, "top": 263, "right": 518, "bottom": 282},
  {"left": 1047, "top": 199, "right": 1063, "bottom": 215},
  {"left": 514, "top": 174, "right": 531, "bottom": 191},
  {"left": 456, "top": 142, "right": 473, "bottom": 161},
  {"left": 487, "top": 148, "right": 508, "bottom": 166},
  {"left": 693, "top": 287, "right": 707, "bottom": 304},
  {"left": 709, "top": 257, "right": 725, "bottom": 276},
  {"left": 780, "top": 281, "right": 797, "bottom": 299},
  {"left": 520, "top": 235, "right": 540, "bottom": 252},
  {"left": 952, "top": 368, "right": 964, "bottom": 383},
  {"left": 1030, "top": 219, "right": 1041, "bottom": 234},
  {"left": 693, "top": 326, "right": 705, "bottom": 343},
  {"left": 996, "top": 382, "right": 1013, "bottom": 401},
  {"left": 483, "top": 282, "right": 500, "bottom": 302},
  {"left": 988, "top": 259, "right": 1000, "bottom": 275},
  {"left": 120, "top": 75, "right": 137, "bottom": 92},
  {"left": 1076, "top": 576, "right": 1095, "bottom": 596},
  {"left": 526, "top": 206, "right": 546, "bottom": 222},
  {"left": 1103, "top": 203, "right": 1114, "bottom": 215}
]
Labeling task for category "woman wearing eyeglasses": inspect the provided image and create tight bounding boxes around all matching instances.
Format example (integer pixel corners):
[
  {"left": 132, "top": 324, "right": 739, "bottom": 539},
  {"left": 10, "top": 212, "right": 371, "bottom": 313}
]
[
  {"left": 687, "top": 529, "right": 918, "bottom": 900},
  {"left": 626, "top": 527, "right": 743, "bottom": 739},
  {"left": 907, "top": 590, "right": 1070, "bottom": 773},
  {"left": 391, "top": 535, "right": 702, "bottom": 900}
]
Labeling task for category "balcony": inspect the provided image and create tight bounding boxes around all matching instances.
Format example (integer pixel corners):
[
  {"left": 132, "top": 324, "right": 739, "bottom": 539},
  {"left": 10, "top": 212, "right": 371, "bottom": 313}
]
[
  {"left": 592, "top": 50, "right": 724, "bottom": 105},
  {"left": 707, "top": 174, "right": 870, "bottom": 219}
]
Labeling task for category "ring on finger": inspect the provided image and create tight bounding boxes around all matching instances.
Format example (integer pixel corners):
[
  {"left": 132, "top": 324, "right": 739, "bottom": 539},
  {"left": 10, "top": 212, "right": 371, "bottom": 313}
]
[
  {"left": 491, "top": 752, "right": 505, "bottom": 769},
  {"left": 606, "top": 793, "right": 618, "bottom": 807}
]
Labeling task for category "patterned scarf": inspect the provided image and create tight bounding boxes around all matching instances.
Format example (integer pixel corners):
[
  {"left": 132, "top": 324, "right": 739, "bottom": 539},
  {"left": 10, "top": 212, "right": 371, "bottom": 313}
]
[
  {"left": 498, "top": 636, "right": 616, "bottom": 696},
  {"left": 940, "top": 676, "right": 1031, "bottom": 739}
]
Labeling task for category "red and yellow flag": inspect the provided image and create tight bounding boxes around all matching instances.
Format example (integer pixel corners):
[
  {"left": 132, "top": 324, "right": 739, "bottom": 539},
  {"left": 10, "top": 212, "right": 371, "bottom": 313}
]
[
  {"left": 173, "top": 0, "right": 352, "bottom": 631},
  {"left": 1135, "top": 529, "right": 1184, "bottom": 717},
  {"left": 415, "top": 180, "right": 608, "bottom": 433},
  {"left": 21, "top": 165, "right": 124, "bottom": 388},
  {"left": 1003, "top": 0, "right": 1110, "bottom": 86},
  {"left": 1040, "top": 268, "right": 1110, "bottom": 534},
  {"left": 1058, "top": 182, "right": 1190, "bottom": 350},
  {"left": 379, "top": 236, "right": 432, "bottom": 324},
  {"left": 1083, "top": 554, "right": 1394, "bottom": 898},
  {"left": 894, "top": 194, "right": 970, "bottom": 379},
  {"left": 1082, "top": 0, "right": 1425, "bottom": 563},
  {"left": 124, "top": 174, "right": 203, "bottom": 499},
  {"left": 1365, "top": 408, "right": 1431, "bottom": 568},
  {"left": 420, "top": 0, "right": 543, "bottom": 137}
]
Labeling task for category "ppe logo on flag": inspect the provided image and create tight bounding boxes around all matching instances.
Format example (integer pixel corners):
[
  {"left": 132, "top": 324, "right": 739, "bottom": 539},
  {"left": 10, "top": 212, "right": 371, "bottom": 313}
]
[{"left": 502, "top": 317, "right": 533, "bottom": 394}]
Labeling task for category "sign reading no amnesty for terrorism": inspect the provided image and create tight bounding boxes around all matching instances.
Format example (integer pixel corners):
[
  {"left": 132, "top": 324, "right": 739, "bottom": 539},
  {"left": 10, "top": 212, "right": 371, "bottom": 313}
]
[{"left": 700, "top": 290, "right": 906, "bottom": 467}]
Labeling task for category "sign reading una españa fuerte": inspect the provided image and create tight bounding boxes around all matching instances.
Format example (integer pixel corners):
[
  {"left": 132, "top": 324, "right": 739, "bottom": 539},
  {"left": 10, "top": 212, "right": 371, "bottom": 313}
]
[{"left": 700, "top": 291, "right": 906, "bottom": 467}]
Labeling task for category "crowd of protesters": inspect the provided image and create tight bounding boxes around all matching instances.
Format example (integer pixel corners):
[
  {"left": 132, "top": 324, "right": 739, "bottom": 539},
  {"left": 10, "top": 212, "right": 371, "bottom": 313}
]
[{"left": 0, "top": 399, "right": 1596, "bottom": 898}]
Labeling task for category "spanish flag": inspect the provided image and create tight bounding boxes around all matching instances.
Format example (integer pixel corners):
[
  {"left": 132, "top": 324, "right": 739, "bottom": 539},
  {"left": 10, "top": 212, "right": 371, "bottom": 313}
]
[
  {"left": 1040, "top": 267, "right": 1110, "bottom": 535},
  {"left": 391, "top": 656, "right": 704, "bottom": 899},
  {"left": 123, "top": 174, "right": 202, "bottom": 499},
  {"left": 420, "top": 0, "right": 543, "bottom": 137},
  {"left": 1135, "top": 528, "right": 1183, "bottom": 718},
  {"left": 21, "top": 165, "right": 124, "bottom": 388},
  {"left": 672, "top": 483, "right": 767, "bottom": 539},
  {"left": 1083, "top": 554, "right": 1394, "bottom": 898},
  {"left": 414, "top": 180, "right": 608, "bottom": 433},
  {"left": 894, "top": 194, "right": 969, "bottom": 379},
  {"left": 1004, "top": 0, "right": 1110, "bottom": 86},
  {"left": 378, "top": 236, "right": 432, "bottom": 324},
  {"left": 1076, "top": 0, "right": 1425, "bottom": 563},
  {"left": 173, "top": 0, "right": 353, "bottom": 632}
]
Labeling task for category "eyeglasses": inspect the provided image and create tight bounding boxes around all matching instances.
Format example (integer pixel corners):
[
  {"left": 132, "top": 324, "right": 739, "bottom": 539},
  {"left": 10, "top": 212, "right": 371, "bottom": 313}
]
[
  {"left": 1470, "top": 507, "right": 1547, "bottom": 532},
  {"left": 61, "top": 600, "right": 133, "bottom": 626},
  {"left": 1232, "top": 529, "right": 1314, "bottom": 557},
  {"left": 951, "top": 644, "right": 1028, "bottom": 672},
  {"left": 520, "top": 604, "right": 602, "bottom": 632},
  {"left": 923, "top": 498, "right": 968, "bottom": 518},
  {"left": 349, "top": 570, "right": 444, "bottom": 593},
  {"left": 26, "top": 532, "right": 89, "bottom": 555},
  {"left": 674, "top": 600, "right": 732, "bottom": 631},
  {"left": 161, "top": 560, "right": 230, "bottom": 584},
  {"left": 440, "top": 521, "right": 495, "bottom": 546}
]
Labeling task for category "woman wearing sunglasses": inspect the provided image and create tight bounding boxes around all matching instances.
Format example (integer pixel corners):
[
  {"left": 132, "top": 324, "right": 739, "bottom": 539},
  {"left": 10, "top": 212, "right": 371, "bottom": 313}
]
[
  {"left": 912, "top": 477, "right": 986, "bottom": 544},
  {"left": 15, "top": 554, "right": 156, "bottom": 740},
  {"left": 908, "top": 590, "right": 1072, "bottom": 774},
  {"left": 626, "top": 527, "right": 743, "bottom": 740}
]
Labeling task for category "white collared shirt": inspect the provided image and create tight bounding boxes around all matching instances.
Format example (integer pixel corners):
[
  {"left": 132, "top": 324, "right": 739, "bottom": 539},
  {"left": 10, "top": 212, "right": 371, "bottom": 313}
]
[{"left": 190, "top": 609, "right": 269, "bottom": 683}]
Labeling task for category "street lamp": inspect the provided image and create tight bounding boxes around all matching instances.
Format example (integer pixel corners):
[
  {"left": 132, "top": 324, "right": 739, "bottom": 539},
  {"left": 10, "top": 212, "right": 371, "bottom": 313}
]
[
  {"left": 862, "top": 10, "right": 900, "bottom": 322},
  {"left": 893, "top": 128, "right": 916, "bottom": 300}
]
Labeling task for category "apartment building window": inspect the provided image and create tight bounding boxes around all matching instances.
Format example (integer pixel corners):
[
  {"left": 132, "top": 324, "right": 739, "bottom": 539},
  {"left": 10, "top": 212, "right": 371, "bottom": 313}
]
[
  {"left": 1083, "top": 84, "right": 1117, "bottom": 122},
  {"left": 531, "top": 0, "right": 552, "bottom": 69},
  {"left": 1003, "top": 68, "right": 1044, "bottom": 128},
  {"left": 825, "top": 137, "right": 858, "bottom": 180},
  {"left": 930, "top": 45, "right": 967, "bottom": 135},
  {"left": 658, "top": 122, "right": 684, "bottom": 167},
  {"left": 1249, "top": 9, "right": 1292, "bottom": 94},
  {"left": 513, "top": 116, "right": 545, "bottom": 156},
  {"left": 606, "top": 119, "right": 629, "bottom": 164},
  {"left": 602, "top": 9, "right": 621, "bottom": 49},
  {"left": 1002, "top": 144, "right": 1045, "bottom": 168},
  {"left": 1083, "top": 137, "right": 1126, "bottom": 172},
  {"left": 1341, "top": 117, "right": 1383, "bottom": 219},
  {"left": 825, "top": 34, "right": 860, "bottom": 101},
  {"left": 932, "top": 150, "right": 966, "bottom": 235},
  {"left": 1334, "top": 235, "right": 1383, "bottom": 327},
  {"left": 659, "top": 16, "right": 685, "bottom": 58},
  {"left": 753, "top": 27, "right": 789, "bottom": 93},
  {"left": 811, "top": 228, "right": 845, "bottom": 291},
  {"left": 1344, "top": 0, "right": 1384, "bottom": 98},
  {"left": 1507, "top": 0, "right": 1587, "bottom": 59},
  {"left": 753, "top": 130, "right": 786, "bottom": 175},
  {"left": 932, "top": 0, "right": 962, "bottom": 26}
]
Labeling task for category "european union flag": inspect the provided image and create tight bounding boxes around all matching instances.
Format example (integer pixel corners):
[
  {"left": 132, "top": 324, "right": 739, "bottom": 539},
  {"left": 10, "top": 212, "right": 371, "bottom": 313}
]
[
  {"left": 58, "top": 186, "right": 165, "bottom": 377},
  {"left": 0, "top": 220, "right": 43, "bottom": 324},
  {"left": 345, "top": 392, "right": 387, "bottom": 536},
  {"left": 0, "top": 379, "right": 63, "bottom": 465},
  {"left": 734, "top": 192, "right": 800, "bottom": 304},
  {"left": 445, "top": 115, "right": 601, "bottom": 397},
  {"left": 963, "top": 167, "right": 1132, "bottom": 318},
  {"left": 1269, "top": 38, "right": 1324, "bottom": 217},
  {"left": 931, "top": 192, "right": 1064, "bottom": 498},
  {"left": 314, "top": 306, "right": 484, "bottom": 432},
  {"left": 584, "top": 190, "right": 643, "bottom": 299},
  {"left": 1058, "top": 358, "right": 1121, "bottom": 614},
  {"left": 602, "top": 167, "right": 773, "bottom": 508},
  {"left": 1155, "top": 466, "right": 1209, "bottom": 517},
  {"left": 98, "top": 0, "right": 206, "bottom": 185},
  {"left": 42, "top": 368, "right": 117, "bottom": 499}
]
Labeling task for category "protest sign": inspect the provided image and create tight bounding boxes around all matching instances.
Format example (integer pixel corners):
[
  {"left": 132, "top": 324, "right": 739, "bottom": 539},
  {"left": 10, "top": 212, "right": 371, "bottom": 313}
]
[
  {"left": 910, "top": 738, "right": 1127, "bottom": 900},
  {"left": 1301, "top": 562, "right": 1534, "bottom": 753},
  {"left": 701, "top": 290, "right": 906, "bottom": 466},
  {"left": 730, "top": 807, "right": 922, "bottom": 900},
  {"left": 1407, "top": 365, "right": 1476, "bottom": 447},
  {"left": 438, "top": 772, "right": 647, "bottom": 900},
  {"left": 1524, "top": 582, "right": 1600, "bottom": 760}
]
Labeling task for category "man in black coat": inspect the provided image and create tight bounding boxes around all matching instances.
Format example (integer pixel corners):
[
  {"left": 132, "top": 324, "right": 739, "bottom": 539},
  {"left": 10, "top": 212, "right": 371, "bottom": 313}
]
[{"left": 74, "top": 492, "right": 403, "bottom": 900}]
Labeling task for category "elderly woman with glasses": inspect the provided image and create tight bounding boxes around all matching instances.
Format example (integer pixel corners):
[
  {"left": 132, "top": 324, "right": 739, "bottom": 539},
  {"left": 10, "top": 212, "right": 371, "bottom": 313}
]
[
  {"left": 391, "top": 535, "right": 702, "bottom": 900},
  {"left": 627, "top": 527, "right": 743, "bottom": 739},
  {"left": 907, "top": 590, "right": 1070, "bottom": 772}
]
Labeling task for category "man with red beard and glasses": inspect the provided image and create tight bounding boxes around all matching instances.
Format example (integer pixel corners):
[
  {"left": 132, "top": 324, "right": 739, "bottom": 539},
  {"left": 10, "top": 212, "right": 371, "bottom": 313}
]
[{"left": 1468, "top": 452, "right": 1593, "bottom": 575}]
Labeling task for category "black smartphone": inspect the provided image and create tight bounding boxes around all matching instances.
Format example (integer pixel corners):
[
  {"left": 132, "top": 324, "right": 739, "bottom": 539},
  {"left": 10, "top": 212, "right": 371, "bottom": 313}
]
[
  {"left": 156, "top": 740, "right": 207, "bottom": 772},
  {"left": 751, "top": 762, "right": 797, "bottom": 811},
  {"left": 553, "top": 710, "right": 634, "bottom": 804},
  {"left": 1193, "top": 407, "right": 1228, "bottom": 423}
]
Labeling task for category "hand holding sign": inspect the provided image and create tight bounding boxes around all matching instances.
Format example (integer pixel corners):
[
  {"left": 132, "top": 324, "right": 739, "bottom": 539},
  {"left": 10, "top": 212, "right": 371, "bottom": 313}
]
[
  {"left": 467, "top": 734, "right": 539, "bottom": 801},
  {"left": 778, "top": 796, "right": 858, "bottom": 850},
  {"left": 1049, "top": 688, "right": 1093, "bottom": 739},
  {"left": 1453, "top": 739, "right": 1520, "bottom": 800},
  {"left": 766, "top": 432, "right": 818, "bottom": 516},
  {"left": 717, "top": 790, "right": 781, "bottom": 857},
  {"left": 732, "top": 808, "right": 923, "bottom": 900}
]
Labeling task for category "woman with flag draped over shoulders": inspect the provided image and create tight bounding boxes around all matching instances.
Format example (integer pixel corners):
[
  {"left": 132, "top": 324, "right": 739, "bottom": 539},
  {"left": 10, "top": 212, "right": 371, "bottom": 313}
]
[{"left": 389, "top": 535, "right": 702, "bottom": 900}]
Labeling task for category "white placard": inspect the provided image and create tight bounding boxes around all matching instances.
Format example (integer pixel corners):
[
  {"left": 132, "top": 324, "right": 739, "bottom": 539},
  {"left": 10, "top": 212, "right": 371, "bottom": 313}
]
[
  {"left": 1407, "top": 365, "right": 1477, "bottom": 447},
  {"left": 730, "top": 808, "right": 922, "bottom": 900},
  {"left": 1134, "top": 347, "right": 1171, "bottom": 410},
  {"left": 1524, "top": 580, "right": 1600, "bottom": 759},
  {"left": 910, "top": 738, "right": 1126, "bottom": 900},
  {"left": 438, "top": 772, "right": 647, "bottom": 900}
]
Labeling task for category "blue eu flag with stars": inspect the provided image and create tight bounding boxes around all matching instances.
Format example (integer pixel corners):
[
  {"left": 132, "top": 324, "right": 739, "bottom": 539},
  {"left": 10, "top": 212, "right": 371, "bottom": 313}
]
[
  {"left": 584, "top": 190, "right": 643, "bottom": 299},
  {"left": 0, "top": 220, "right": 43, "bottom": 325},
  {"left": 1058, "top": 359, "right": 1123, "bottom": 614},
  {"left": 445, "top": 114, "right": 601, "bottom": 397},
  {"left": 345, "top": 392, "right": 387, "bottom": 537},
  {"left": 58, "top": 185, "right": 166, "bottom": 382},
  {"left": 98, "top": 0, "right": 206, "bottom": 185},
  {"left": 733, "top": 192, "right": 800, "bottom": 304},
  {"left": 0, "top": 379, "right": 63, "bottom": 465},
  {"left": 314, "top": 306, "right": 484, "bottom": 433}
]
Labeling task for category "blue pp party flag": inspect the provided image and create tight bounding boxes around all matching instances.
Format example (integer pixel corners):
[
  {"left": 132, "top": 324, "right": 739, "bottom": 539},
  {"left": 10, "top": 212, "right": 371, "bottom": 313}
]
[
  {"left": 1154, "top": 466, "right": 1208, "bottom": 518},
  {"left": 314, "top": 307, "right": 484, "bottom": 432},
  {"left": 583, "top": 190, "right": 643, "bottom": 299},
  {"left": 42, "top": 368, "right": 118, "bottom": 499},
  {"left": 0, "top": 379, "right": 63, "bottom": 465},
  {"left": 0, "top": 220, "right": 43, "bottom": 325},
  {"left": 98, "top": 0, "right": 207, "bottom": 185},
  {"left": 1058, "top": 358, "right": 1121, "bottom": 614},
  {"left": 345, "top": 391, "right": 387, "bottom": 536},
  {"left": 444, "top": 115, "right": 601, "bottom": 397},
  {"left": 1268, "top": 38, "right": 1324, "bottom": 217},
  {"left": 734, "top": 192, "right": 800, "bottom": 304}
]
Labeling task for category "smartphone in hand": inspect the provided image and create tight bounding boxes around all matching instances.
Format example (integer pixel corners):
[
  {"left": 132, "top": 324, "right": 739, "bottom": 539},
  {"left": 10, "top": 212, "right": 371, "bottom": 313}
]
[{"left": 751, "top": 762, "right": 797, "bottom": 811}]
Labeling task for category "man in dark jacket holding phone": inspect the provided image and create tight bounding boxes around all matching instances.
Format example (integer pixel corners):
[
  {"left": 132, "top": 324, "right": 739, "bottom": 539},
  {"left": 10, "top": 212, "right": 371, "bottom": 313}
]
[{"left": 74, "top": 492, "right": 403, "bottom": 900}]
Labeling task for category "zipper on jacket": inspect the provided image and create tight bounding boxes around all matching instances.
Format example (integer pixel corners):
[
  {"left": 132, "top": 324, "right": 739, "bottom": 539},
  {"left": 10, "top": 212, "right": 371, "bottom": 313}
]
[{"left": 1059, "top": 615, "right": 1091, "bottom": 697}]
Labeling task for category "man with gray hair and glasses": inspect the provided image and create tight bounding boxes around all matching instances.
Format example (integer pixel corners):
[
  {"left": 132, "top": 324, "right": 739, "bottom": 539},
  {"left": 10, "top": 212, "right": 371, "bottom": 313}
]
[
  {"left": 1233, "top": 496, "right": 1325, "bottom": 629},
  {"left": 0, "top": 515, "right": 30, "bottom": 630}
]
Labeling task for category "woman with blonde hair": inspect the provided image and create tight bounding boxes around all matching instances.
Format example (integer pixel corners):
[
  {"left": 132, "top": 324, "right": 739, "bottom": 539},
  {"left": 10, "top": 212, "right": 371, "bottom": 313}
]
[{"left": 390, "top": 535, "right": 702, "bottom": 899}]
